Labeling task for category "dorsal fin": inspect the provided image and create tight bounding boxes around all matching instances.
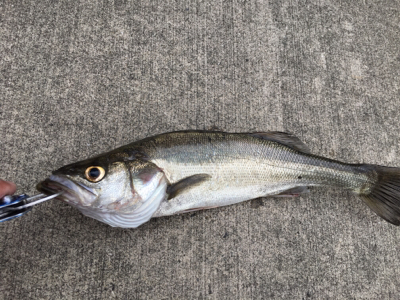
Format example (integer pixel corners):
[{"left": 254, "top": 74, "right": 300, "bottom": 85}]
[
  {"left": 249, "top": 131, "right": 310, "bottom": 153},
  {"left": 167, "top": 174, "right": 212, "bottom": 200}
]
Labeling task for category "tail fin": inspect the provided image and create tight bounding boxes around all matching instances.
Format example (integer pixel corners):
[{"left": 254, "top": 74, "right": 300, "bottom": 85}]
[{"left": 358, "top": 165, "right": 400, "bottom": 225}]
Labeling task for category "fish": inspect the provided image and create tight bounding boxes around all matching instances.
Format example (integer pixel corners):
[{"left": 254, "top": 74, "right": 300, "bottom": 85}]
[{"left": 37, "top": 130, "right": 400, "bottom": 228}]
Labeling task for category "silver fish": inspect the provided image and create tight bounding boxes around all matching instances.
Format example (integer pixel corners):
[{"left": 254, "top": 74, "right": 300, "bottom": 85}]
[{"left": 37, "top": 131, "right": 400, "bottom": 227}]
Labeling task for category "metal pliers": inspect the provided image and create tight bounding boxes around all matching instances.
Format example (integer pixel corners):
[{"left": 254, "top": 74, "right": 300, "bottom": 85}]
[{"left": 0, "top": 193, "right": 61, "bottom": 222}]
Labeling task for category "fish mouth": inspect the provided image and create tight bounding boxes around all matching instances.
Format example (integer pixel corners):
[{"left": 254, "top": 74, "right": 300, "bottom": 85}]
[{"left": 37, "top": 175, "right": 97, "bottom": 206}]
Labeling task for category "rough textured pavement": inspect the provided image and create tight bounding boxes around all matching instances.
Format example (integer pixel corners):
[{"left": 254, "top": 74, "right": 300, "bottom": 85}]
[{"left": 1, "top": 1, "right": 400, "bottom": 299}]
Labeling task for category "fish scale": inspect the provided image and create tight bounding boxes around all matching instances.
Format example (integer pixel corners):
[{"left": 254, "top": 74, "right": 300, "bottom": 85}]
[{"left": 36, "top": 131, "right": 400, "bottom": 227}]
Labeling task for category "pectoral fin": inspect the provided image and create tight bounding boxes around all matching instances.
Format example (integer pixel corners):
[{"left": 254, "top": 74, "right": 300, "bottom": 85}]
[
  {"left": 167, "top": 174, "right": 212, "bottom": 200},
  {"left": 250, "top": 131, "right": 310, "bottom": 153}
]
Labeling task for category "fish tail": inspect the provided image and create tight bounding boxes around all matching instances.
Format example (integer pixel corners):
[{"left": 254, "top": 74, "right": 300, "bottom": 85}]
[{"left": 357, "top": 165, "right": 400, "bottom": 225}]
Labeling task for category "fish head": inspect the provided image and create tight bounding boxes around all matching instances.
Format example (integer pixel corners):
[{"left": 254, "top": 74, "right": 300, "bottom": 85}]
[{"left": 37, "top": 155, "right": 168, "bottom": 227}]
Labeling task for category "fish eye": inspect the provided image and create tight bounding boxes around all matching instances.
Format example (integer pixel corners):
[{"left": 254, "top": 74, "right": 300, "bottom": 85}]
[{"left": 85, "top": 166, "right": 105, "bottom": 182}]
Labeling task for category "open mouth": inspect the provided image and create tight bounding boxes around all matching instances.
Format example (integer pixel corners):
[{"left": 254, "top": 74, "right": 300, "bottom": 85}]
[{"left": 37, "top": 175, "right": 96, "bottom": 206}]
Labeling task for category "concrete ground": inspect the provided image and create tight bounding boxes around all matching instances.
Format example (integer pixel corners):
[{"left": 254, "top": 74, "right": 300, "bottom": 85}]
[{"left": 1, "top": 0, "right": 400, "bottom": 299}]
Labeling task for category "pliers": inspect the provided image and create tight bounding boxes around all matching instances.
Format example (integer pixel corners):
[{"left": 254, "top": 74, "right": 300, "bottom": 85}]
[{"left": 0, "top": 193, "right": 61, "bottom": 222}]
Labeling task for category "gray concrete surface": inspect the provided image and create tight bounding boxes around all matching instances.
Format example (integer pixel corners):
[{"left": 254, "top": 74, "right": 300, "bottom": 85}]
[{"left": 1, "top": 0, "right": 400, "bottom": 299}]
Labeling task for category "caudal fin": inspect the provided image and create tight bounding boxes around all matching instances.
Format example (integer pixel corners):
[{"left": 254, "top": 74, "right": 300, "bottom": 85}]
[{"left": 358, "top": 165, "right": 400, "bottom": 225}]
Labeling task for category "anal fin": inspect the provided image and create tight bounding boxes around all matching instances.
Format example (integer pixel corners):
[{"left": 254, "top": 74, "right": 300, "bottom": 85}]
[{"left": 274, "top": 186, "right": 310, "bottom": 197}]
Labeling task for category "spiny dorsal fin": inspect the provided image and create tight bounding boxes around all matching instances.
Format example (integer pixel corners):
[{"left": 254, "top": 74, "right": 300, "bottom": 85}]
[
  {"left": 250, "top": 131, "right": 310, "bottom": 153},
  {"left": 167, "top": 174, "right": 212, "bottom": 200}
]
